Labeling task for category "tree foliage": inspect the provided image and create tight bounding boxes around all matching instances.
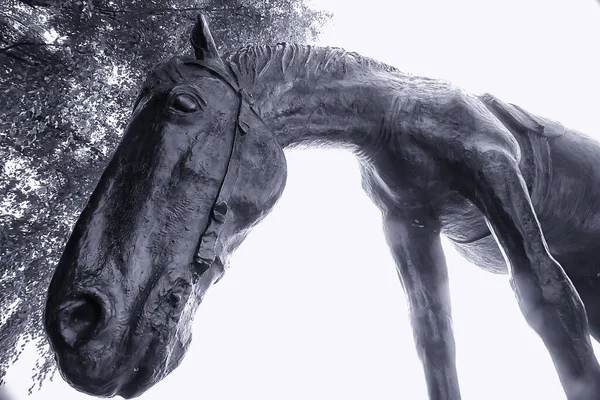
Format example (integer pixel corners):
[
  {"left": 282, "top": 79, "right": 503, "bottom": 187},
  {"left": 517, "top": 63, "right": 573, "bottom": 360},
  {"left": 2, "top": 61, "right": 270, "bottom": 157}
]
[{"left": 0, "top": 0, "right": 330, "bottom": 390}]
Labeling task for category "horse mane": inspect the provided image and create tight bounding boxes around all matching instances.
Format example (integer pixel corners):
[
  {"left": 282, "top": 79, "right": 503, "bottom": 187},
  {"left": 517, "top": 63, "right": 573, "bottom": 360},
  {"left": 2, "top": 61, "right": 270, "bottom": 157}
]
[
  {"left": 135, "top": 43, "right": 406, "bottom": 111},
  {"left": 140, "top": 43, "right": 404, "bottom": 93},
  {"left": 223, "top": 43, "right": 402, "bottom": 83}
]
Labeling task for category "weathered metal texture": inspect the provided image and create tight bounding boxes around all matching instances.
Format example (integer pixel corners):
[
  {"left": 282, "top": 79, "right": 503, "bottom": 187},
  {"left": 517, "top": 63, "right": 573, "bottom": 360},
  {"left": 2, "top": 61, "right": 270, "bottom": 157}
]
[{"left": 45, "top": 14, "right": 600, "bottom": 400}]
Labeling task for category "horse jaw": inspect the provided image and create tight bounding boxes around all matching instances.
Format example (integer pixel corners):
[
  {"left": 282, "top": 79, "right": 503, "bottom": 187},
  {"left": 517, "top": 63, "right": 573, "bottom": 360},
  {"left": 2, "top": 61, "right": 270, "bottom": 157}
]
[{"left": 115, "top": 263, "right": 219, "bottom": 398}]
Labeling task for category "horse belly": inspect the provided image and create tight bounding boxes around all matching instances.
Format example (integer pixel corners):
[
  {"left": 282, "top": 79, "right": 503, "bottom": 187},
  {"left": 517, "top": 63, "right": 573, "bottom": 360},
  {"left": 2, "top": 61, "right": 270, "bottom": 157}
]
[
  {"left": 446, "top": 235, "right": 507, "bottom": 274},
  {"left": 435, "top": 192, "right": 508, "bottom": 273}
]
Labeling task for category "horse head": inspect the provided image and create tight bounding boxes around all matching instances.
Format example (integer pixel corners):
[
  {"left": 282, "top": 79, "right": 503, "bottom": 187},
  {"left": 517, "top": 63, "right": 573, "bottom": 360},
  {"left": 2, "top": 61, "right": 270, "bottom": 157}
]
[{"left": 44, "top": 15, "right": 287, "bottom": 398}]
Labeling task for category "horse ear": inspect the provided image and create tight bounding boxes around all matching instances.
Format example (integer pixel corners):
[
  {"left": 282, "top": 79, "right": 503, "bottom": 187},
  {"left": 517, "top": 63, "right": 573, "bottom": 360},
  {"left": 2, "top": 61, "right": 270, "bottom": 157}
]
[{"left": 190, "top": 14, "right": 220, "bottom": 60}]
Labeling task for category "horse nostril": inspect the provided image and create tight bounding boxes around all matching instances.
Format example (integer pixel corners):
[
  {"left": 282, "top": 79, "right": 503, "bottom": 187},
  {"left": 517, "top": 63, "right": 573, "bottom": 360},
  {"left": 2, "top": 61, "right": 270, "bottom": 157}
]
[{"left": 57, "top": 294, "right": 104, "bottom": 348}]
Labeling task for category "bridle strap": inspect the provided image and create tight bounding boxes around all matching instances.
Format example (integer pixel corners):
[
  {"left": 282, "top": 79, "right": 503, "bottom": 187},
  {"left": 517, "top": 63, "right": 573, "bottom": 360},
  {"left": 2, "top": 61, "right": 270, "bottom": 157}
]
[
  {"left": 184, "top": 59, "right": 264, "bottom": 125},
  {"left": 188, "top": 60, "right": 249, "bottom": 282}
]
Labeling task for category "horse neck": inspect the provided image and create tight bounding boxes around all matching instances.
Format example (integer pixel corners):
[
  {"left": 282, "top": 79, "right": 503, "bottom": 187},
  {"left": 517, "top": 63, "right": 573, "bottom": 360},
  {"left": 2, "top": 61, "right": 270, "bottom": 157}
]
[{"left": 225, "top": 44, "right": 404, "bottom": 153}]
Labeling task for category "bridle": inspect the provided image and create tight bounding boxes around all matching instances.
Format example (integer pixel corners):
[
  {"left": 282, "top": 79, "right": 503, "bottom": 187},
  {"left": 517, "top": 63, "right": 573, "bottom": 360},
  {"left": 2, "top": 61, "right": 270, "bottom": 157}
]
[{"left": 185, "top": 59, "right": 261, "bottom": 283}]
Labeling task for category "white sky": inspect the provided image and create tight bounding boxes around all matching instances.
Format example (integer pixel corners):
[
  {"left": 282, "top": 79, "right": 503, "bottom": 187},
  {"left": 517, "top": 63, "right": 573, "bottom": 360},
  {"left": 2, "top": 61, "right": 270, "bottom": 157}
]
[{"left": 4, "top": 1, "right": 600, "bottom": 399}]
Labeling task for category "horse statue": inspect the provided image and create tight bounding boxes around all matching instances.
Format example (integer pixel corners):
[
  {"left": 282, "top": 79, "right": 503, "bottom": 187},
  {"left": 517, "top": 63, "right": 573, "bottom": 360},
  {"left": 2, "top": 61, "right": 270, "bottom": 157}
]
[{"left": 44, "top": 15, "right": 600, "bottom": 400}]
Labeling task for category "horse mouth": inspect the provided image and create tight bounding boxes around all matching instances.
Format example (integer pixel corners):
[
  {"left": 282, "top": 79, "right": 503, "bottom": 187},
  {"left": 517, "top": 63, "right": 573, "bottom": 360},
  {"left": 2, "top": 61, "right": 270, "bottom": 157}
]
[
  {"left": 117, "top": 364, "right": 155, "bottom": 399},
  {"left": 114, "top": 331, "right": 162, "bottom": 398}
]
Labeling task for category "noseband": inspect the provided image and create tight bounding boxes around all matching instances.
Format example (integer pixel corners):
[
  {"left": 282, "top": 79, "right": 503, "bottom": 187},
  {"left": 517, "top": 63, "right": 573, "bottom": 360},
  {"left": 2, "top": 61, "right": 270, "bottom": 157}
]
[{"left": 187, "top": 60, "right": 260, "bottom": 283}]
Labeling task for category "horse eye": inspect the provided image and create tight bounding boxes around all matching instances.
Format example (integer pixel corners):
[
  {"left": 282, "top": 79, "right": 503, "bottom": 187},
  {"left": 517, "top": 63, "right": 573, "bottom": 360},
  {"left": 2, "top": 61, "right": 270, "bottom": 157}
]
[{"left": 171, "top": 93, "right": 200, "bottom": 113}]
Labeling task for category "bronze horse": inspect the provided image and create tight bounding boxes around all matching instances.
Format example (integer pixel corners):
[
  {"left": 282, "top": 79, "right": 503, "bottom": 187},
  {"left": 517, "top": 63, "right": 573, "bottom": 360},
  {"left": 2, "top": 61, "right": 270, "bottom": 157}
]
[{"left": 45, "top": 15, "right": 600, "bottom": 399}]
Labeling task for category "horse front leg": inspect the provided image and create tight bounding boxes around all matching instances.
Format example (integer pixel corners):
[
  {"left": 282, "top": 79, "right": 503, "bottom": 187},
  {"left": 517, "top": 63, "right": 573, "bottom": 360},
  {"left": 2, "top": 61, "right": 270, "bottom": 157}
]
[
  {"left": 447, "top": 136, "right": 600, "bottom": 399},
  {"left": 383, "top": 209, "right": 461, "bottom": 400}
]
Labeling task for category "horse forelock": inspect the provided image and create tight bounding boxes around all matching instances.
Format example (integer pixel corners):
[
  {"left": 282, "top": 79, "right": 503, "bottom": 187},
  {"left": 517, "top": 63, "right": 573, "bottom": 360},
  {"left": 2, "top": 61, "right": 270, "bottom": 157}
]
[
  {"left": 140, "top": 57, "right": 192, "bottom": 91},
  {"left": 134, "top": 57, "right": 218, "bottom": 109}
]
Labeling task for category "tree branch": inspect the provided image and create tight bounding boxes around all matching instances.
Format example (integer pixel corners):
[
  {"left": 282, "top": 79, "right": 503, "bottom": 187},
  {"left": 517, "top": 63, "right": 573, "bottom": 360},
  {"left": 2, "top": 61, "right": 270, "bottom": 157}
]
[
  {"left": 0, "top": 50, "right": 38, "bottom": 65},
  {"left": 18, "top": 0, "right": 55, "bottom": 7},
  {"left": 0, "top": 42, "right": 68, "bottom": 53},
  {"left": 95, "top": 6, "right": 223, "bottom": 16}
]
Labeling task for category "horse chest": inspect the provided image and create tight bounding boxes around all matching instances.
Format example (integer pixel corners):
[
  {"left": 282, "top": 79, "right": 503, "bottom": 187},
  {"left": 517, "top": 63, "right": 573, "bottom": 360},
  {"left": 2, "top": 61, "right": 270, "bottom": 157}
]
[{"left": 359, "top": 139, "right": 451, "bottom": 214}]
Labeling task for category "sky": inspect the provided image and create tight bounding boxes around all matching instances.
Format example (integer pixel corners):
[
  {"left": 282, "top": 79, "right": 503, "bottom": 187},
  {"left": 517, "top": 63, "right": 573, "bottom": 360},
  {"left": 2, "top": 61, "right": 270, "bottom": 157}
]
[{"left": 4, "top": 0, "right": 600, "bottom": 399}]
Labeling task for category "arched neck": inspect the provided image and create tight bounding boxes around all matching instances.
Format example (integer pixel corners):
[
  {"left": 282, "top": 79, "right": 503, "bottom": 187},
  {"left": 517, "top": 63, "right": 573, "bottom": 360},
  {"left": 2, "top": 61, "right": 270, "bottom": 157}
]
[{"left": 224, "top": 44, "right": 408, "bottom": 154}]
